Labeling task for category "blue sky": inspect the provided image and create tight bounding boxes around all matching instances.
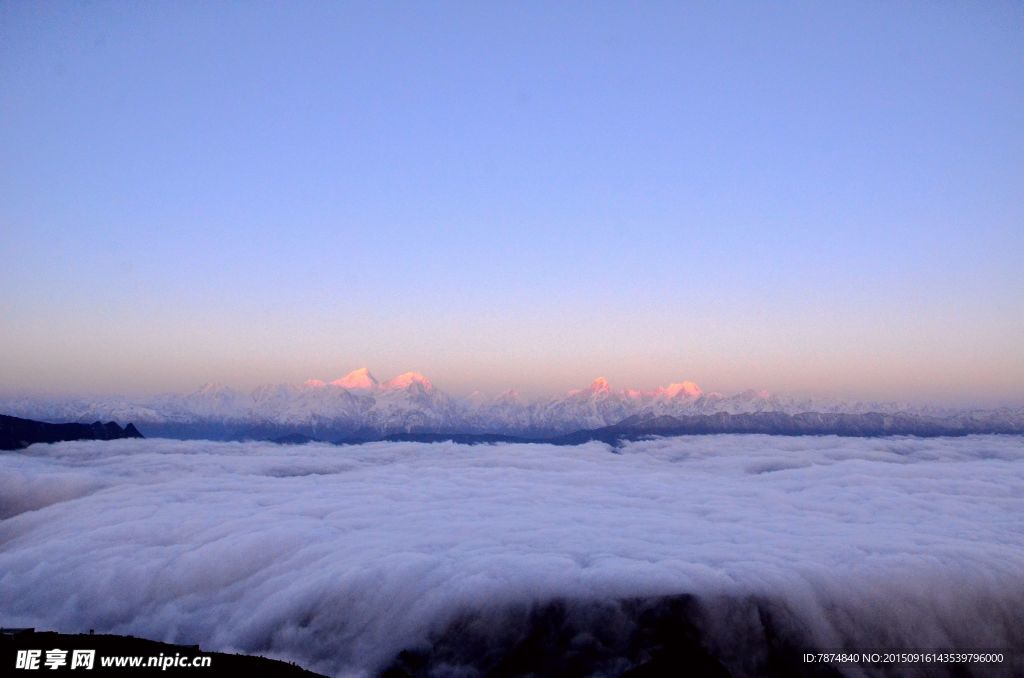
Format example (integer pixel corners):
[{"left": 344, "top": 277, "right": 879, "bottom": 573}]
[{"left": 1, "top": 1, "right": 1022, "bottom": 403}]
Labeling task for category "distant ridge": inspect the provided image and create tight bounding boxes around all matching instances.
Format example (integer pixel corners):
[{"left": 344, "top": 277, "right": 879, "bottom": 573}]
[
  {"left": 3, "top": 372, "right": 1023, "bottom": 442},
  {"left": 0, "top": 414, "right": 144, "bottom": 451},
  {"left": 551, "top": 411, "right": 1024, "bottom": 445},
  {"left": 266, "top": 410, "right": 1023, "bottom": 448}
]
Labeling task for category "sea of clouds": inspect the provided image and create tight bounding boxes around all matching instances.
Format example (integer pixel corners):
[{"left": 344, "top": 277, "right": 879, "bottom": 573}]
[{"left": 2, "top": 435, "right": 1023, "bottom": 676}]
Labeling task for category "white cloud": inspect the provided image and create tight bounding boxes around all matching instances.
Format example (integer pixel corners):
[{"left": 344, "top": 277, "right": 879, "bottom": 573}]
[{"left": 1, "top": 435, "right": 1023, "bottom": 676}]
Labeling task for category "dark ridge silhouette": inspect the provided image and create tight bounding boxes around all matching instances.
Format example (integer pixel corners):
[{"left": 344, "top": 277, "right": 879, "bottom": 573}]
[
  {"left": 0, "top": 629, "right": 325, "bottom": 677},
  {"left": 0, "top": 414, "right": 144, "bottom": 451}
]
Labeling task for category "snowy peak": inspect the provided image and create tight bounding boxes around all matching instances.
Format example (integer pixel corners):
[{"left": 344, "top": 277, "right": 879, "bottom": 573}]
[
  {"left": 331, "top": 368, "right": 379, "bottom": 390},
  {"left": 571, "top": 377, "right": 702, "bottom": 401},
  {"left": 383, "top": 371, "right": 434, "bottom": 392},
  {"left": 657, "top": 381, "right": 703, "bottom": 399}
]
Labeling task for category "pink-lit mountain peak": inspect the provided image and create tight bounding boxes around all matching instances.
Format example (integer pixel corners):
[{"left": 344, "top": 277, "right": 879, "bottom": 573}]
[
  {"left": 571, "top": 377, "right": 703, "bottom": 400},
  {"left": 658, "top": 381, "right": 704, "bottom": 399},
  {"left": 383, "top": 371, "right": 434, "bottom": 391},
  {"left": 331, "top": 368, "right": 379, "bottom": 390}
]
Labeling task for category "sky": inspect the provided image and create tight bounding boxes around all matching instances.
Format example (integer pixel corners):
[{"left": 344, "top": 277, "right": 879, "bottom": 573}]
[{"left": 1, "top": 1, "right": 1022, "bottom": 404}]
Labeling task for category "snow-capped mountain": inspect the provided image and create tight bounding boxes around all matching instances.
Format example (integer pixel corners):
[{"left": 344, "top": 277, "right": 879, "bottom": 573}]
[{"left": 2, "top": 369, "right": 1020, "bottom": 440}]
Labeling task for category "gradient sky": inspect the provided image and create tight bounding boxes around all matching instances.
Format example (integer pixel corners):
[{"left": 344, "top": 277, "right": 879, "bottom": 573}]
[{"left": 1, "top": 1, "right": 1022, "bottom": 404}]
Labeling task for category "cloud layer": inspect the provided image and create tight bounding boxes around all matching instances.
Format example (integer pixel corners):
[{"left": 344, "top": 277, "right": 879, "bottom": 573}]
[{"left": 2, "top": 435, "right": 1023, "bottom": 675}]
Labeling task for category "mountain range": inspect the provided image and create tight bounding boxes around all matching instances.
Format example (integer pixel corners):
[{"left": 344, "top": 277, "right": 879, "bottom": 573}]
[{"left": 2, "top": 369, "right": 1021, "bottom": 441}]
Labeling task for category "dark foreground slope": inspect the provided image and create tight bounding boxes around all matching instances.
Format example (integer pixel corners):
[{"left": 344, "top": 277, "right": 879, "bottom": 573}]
[
  {"left": 380, "top": 595, "right": 753, "bottom": 677},
  {"left": 4, "top": 595, "right": 1019, "bottom": 678},
  {"left": 0, "top": 629, "right": 325, "bottom": 677},
  {"left": 0, "top": 414, "right": 143, "bottom": 451},
  {"left": 382, "top": 593, "right": 1019, "bottom": 678}
]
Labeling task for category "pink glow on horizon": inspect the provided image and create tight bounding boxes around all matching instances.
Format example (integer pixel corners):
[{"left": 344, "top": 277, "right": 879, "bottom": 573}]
[{"left": 262, "top": 369, "right": 792, "bottom": 403}]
